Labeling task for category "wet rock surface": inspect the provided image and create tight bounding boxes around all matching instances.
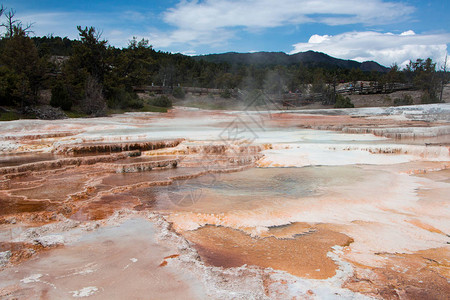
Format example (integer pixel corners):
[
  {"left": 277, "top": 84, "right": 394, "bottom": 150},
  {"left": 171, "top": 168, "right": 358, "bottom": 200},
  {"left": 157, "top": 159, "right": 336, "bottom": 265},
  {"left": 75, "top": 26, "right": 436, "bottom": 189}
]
[{"left": 0, "top": 106, "right": 449, "bottom": 299}]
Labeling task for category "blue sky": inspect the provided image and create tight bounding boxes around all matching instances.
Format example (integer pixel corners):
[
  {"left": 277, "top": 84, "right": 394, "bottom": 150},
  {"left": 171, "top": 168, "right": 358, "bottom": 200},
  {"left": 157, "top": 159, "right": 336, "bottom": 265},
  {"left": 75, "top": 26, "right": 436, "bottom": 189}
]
[{"left": 3, "top": 0, "right": 450, "bottom": 67}]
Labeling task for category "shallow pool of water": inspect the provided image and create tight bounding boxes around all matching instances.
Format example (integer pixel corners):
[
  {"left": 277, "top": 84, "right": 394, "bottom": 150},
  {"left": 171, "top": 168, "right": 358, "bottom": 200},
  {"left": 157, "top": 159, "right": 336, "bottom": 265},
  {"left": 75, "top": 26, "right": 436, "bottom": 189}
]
[
  {"left": 142, "top": 166, "right": 366, "bottom": 215},
  {"left": 0, "top": 153, "right": 60, "bottom": 168}
]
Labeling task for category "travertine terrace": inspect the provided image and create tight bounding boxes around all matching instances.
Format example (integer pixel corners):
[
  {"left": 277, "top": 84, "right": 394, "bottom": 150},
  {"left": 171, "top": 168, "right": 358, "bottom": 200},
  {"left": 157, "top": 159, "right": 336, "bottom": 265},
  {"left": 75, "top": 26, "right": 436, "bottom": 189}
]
[{"left": 0, "top": 104, "right": 449, "bottom": 299}]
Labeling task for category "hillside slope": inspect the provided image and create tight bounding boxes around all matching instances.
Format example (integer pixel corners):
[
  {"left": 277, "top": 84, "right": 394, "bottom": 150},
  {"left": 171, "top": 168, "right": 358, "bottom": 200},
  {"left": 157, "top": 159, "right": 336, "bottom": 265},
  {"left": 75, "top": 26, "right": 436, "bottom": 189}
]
[{"left": 194, "top": 50, "right": 389, "bottom": 72}]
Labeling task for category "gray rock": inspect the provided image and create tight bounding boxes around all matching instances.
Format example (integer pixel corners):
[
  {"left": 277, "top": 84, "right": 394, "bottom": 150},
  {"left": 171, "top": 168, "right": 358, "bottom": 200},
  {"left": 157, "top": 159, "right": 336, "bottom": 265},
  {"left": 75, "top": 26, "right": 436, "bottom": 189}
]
[
  {"left": 0, "top": 251, "right": 12, "bottom": 267},
  {"left": 33, "top": 235, "right": 65, "bottom": 247},
  {"left": 23, "top": 105, "right": 67, "bottom": 120}
]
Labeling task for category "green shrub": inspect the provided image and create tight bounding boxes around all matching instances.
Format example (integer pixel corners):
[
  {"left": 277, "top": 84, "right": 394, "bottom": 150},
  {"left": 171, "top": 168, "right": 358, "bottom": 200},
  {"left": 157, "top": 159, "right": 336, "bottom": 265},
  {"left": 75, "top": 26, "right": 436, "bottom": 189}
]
[
  {"left": 0, "top": 111, "right": 20, "bottom": 121},
  {"left": 127, "top": 98, "right": 144, "bottom": 109},
  {"left": 141, "top": 105, "right": 168, "bottom": 113},
  {"left": 50, "top": 81, "right": 72, "bottom": 111},
  {"left": 393, "top": 94, "right": 413, "bottom": 106},
  {"left": 172, "top": 86, "right": 185, "bottom": 99},
  {"left": 334, "top": 94, "right": 354, "bottom": 108},
  {"left": 107, "top": 87, "right": 143, "bottom": 109},
  {"left": 149, "top": 95, "right": 172, "bottom": 108},
  {"left": 65, "top": 111, "right": 89, "bottom": 118},
  {"left": 383, "top": 95, "right": 392, "bottom": 103},
  {"left": 420, "top": 92, "right": 442, "bottom": 104},
  {"left": 220, "top": 89, "right": 232, "bottom": 98},
  {"left": 0, "top": 66, "right": 21, "bottom": 106}
]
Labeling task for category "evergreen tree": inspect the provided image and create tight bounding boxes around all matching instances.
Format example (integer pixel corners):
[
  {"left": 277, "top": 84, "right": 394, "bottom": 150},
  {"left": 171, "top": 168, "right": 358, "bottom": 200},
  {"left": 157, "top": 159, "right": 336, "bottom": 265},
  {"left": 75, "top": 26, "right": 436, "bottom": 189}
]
[
  {"left": 334, "top": 94, "right": 354, "bottom": 108},
  {"left": 0, "top": 26, "right": 44, "bottom": 107},
  {"left": 50, "top": 80, "right": 72, "bottom": 110},
  {"left": 63, "top": 26, "right": 108, "bottom": 111},
  {"left": 406, "top": 58, "right": 440, "bottom": 103}
]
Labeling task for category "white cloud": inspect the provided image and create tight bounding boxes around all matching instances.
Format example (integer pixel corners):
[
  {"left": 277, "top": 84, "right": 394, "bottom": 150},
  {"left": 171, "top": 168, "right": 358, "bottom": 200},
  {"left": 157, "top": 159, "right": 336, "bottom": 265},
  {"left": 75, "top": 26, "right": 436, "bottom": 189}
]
[
  {"left": 149, "top": 27, "right": 234, "bottom": 49},
  {"left": 15, "top": 11, "right": 151, "bottom": 48},
  {"left": 155, "top": 0, "right": 414, "bottom": 48},
  {"left": 179, "top": 50, "right": 197, "bottom": 56},
  {"left": 17, "top": 12, "right": 81, "bottom": 39},
  {"left": 165, "top": 0, "right": 413, "bottom": 29},
  {"left": 400, "top": 30, "right": 415, "bottom": 36},
  {"left": 308, "top": 34, "right": 331, "bottom": 44},
  {"left": 290, "top": 31, "right": 450, "bottom": 68},
  {"left": 17, "top": 11, "right": 114, "bottom": 41},
  {"left": 14, "top": 0, "right": 449, "bottom": 68}
]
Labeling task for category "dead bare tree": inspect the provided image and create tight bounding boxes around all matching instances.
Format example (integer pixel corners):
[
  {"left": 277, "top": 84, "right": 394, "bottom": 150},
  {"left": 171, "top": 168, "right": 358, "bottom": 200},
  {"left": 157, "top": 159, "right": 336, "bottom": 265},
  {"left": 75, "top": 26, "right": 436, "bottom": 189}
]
[
  {"left": 1, "top": 8, "right": 17, "bottom": 38},
  {"left": 82, "top": 76, "right": 107, "bottom": 116},
  {"left": 0, "top": 7, "right": 34, "bottom": 38},
  {"left": 440, "top": 54, "right": 448, "bottom": 102}
]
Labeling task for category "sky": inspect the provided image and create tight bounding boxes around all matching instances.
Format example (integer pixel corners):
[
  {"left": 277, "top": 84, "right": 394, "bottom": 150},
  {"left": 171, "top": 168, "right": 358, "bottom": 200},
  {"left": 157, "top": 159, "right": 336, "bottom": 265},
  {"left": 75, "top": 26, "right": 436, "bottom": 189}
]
[{"left": 3, "top": 0, "right": 450, "bottom": 68}]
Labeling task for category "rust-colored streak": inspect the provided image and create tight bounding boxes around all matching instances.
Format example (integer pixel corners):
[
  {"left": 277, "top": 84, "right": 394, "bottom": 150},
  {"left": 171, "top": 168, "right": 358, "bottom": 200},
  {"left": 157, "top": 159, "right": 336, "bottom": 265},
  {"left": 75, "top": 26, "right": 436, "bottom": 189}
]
[
  {"left": 0, "top": 193, "right": 55, "bottom": 216},
  {"left": 407, "top": 219, "right": 446, "bottom": 235},
  {"left": 0, "top": 242, "right": 49, "bottom": 265},
  {"left": 159, "top": 254, "right": 180, "bottom": 267},
  {"left": 182, "top": 224, "right": 353, "bottom": 279},
  {"left": 0, "top": 108, "right": 448, "bottom": 298},
  {"left": 10, "top": 176, "right": 87, "bottom": 202},
  {"left": 159, "top": 260, "right": 168, "bottom": 267},
  {"left": 344, "top": 247, "right": 450, "bottom": 299},
  {"left": 71, "top": 194, "right": 140, "bottom": 221}
]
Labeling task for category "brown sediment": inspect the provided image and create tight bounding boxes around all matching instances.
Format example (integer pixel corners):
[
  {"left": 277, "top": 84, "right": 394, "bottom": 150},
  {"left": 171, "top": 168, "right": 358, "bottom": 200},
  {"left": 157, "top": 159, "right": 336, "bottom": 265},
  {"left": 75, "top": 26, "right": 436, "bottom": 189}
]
[
  {"left": 7, "top": 174, "right": 43, "bottom": 191},
  {"left": 10, "top": 175, "right": 88, "bottom": 202},
  {"left": 0, "top": 193, "right": 57, "bottom": 216},
  {"left": 159, "top": 260, "right": 168, "bottom": 267},
  {"left": 159, "top": 254, "right": 180, "bottom": 267},
  {"left": 71, "top": 194, "right": 141, "bottom": 221},
  {"left": 182, "top": 223, "right": 354, "bottom": 279},
  {"left": 110, "top": 159, "right": 179, "bottom": 173},
  {"left": 130, "top": 187, "right": 158, "bottom": 211},
  {"left": 0, "top": 242, "right": 49, "bottom": 266},
  {"left": 267, "top": 112, "right": 450, "bottom": 140},
  {"left": 414, "top": 167, "right": 450, "bottom": 182},
  {"left": 1, "top": 108, "right": 448, "bottom": 298},
  {"left": 0, "top": 138, "right": 262, "bottom": 228},
  {"left": 0, "top": 217, "right": 206, "bottom": 299},
  {"left": 407, "top": 219, "right": 446, "bottom": 235},
  {"left": 144, "top": 143, "right": 264, "bottom": 168},
  {"left": 365, "top": 160, "right": 450, "bottom": 176},
  {"left": 344, "top": 247, "right": 450, "bottom": 299},
  {"left": 54, "top": 139, "right": 184, "bottom": 155},
  {"left": 0, "top": 153, "right": 61, "bottom": 168},
  {"left": 0, "top": 151, "right": 140, "bottom": 175},
  {"left": 0, "top": 211, "right": 70, "bottom": 225},
  {"left": 405, "top": 164, "right": 450, "bottom": 175},
  {"left": 0, "top": 132, "right": 78, "bottom": 141}
]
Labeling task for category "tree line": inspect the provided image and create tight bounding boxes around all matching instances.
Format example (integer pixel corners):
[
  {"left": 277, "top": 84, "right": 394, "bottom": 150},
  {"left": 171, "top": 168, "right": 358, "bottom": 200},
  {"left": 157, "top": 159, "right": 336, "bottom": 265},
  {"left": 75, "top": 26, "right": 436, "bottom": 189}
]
[{"left": 0, "top": 5, "right": 448, "bottom": 117}]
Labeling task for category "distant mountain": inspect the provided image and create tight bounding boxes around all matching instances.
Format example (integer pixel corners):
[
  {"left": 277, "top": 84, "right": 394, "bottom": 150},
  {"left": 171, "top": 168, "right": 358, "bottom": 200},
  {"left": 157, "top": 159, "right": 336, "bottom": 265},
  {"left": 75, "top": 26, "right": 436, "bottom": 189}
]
[{"left": 193, "top": 51, "right": 389, "bottom": 72}]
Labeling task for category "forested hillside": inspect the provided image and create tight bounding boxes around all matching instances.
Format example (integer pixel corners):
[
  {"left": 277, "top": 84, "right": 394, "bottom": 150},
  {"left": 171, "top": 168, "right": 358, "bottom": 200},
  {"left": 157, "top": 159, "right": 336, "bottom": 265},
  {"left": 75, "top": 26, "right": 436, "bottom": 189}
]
[
  {"left": 0, "top": 4, "right": 447, "bottom": 119},
  {"left": 194, "top": 51, "right": 389, "bottom": 72}
]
